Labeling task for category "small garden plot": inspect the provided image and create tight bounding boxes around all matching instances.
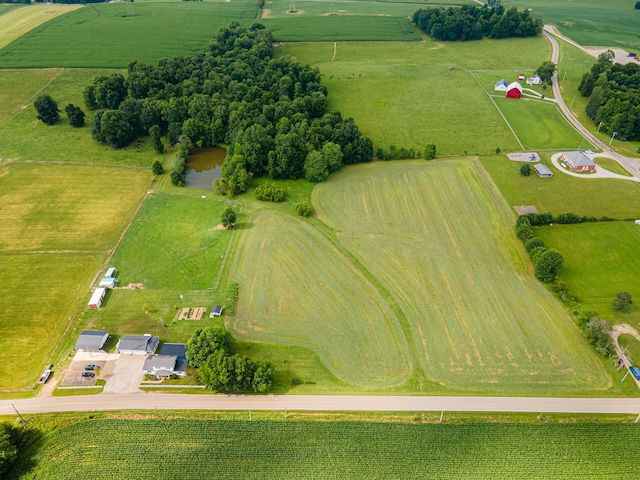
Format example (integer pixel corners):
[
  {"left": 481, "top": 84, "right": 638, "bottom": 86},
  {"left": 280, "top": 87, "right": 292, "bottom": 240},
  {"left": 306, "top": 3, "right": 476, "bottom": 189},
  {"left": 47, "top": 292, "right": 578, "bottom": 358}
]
[{"left": 175, "top": 307, "right": 206, "bottom": 321}]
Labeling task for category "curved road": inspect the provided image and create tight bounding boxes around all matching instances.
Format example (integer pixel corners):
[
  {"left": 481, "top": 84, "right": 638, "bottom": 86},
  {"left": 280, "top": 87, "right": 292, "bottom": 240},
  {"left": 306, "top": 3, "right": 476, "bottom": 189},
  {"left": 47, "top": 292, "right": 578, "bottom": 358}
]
[{"left": 542, "top": 29, "right": 640, "bottom": 181}]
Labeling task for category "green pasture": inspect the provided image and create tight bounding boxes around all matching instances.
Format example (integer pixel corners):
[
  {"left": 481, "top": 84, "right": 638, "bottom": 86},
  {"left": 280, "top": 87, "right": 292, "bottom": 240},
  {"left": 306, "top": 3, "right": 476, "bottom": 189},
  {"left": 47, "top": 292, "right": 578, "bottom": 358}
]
[
  {"left": 593, "top": 157, "right": 633, "bottom": 177},
  {"left": 263, "top": 0, "right": 472, "bottom": 18},
  {"left": 0, "top": 1, "right": 259, "bottom": 68},
  {"left": 0, "top": 68, "right": 163, "bottom": 165},
  {"left": 618, "top": 335, "right": 640, "bottom": 366},
  {"left": 262, "top": 15, "right": 420, "bottom": 41},
  {"left": 0, "top": 163, "right": 151, "bottom": 252},
  {"left": 0, "top": 4, "right": 80, "bottom": 50},
  {"left": 505, "top": 0, "right": 640, "bottom": 52},
  {"left": 479, "top": 153, "right": 640, "bottom": 219},
  {"left": 13, "top": 419, "right": 640, "bottom": 479},
  {"left": 493, "top": 97, "right": 589, "bottom": 151},
  {"left": 0, "top": 253, "right": 104, "bottom": 389},
  {"left": 231, "top": 160, "right": 611, "bottom": 394},
  {"left": 535, "top": 222, "right": 640, "bottom": 330},
  {"left": 278, "top": 38, "right": 549, "bottom": 155}
]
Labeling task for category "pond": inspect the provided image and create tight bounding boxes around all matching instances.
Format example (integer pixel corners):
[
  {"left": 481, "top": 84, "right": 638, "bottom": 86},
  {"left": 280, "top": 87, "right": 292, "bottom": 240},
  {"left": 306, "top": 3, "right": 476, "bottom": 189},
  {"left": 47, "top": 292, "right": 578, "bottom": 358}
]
[{"left": 184, "top": 146, "right": 227, "bottom": 191}]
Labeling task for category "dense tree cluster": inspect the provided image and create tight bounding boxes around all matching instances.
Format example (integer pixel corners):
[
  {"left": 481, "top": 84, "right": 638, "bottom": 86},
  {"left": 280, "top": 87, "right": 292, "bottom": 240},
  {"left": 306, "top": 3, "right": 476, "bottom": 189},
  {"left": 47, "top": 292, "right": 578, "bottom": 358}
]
[
  {"left": 0, "top": 423, "right": 19, "bottom": 477},
  {"left": 186, "top": 327, "right": 275, "bottom": 393},
  {"left": 613, "top": 291, "right": 633, "bottom": 312},
  {"left": 578, "top": 51, "right": 640, "bottom": 141},
  {"left": 83, "top": 23, "right": 372, "bottom": 186},
  {"left": 577, "top": 310, "right": 615, "bottom": 357},
  {"left": 534, "top": 61, "right": 556, "bottom": 84},
  {"left": 412, "top": 5, "right": 542, "bottom": 42},
  {"left": 515, "top": 217, "right": 564, "bottom": 283},
  {"left": 254, "top": 182, "right": 286, "bottom": 202}
]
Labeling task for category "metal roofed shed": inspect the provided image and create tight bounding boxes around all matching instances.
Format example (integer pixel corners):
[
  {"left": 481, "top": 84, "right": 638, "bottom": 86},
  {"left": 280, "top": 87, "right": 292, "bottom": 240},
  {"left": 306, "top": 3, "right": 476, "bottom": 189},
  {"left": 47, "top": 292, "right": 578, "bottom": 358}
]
[
  {"left": 105, "top": 267, "right": 117, "bottom": 278},
  {"left": 534, "top": 164, "right": 553, "bottom": 178},
  {"left": 117, "top": 334, "right": 159, "bottom": 355},
  {"left": 74, "top": 330, "right": 109, "bottom": 351},
  {"left": 88, "top": 288, "right": 106, "bottom": 309},
  {"left": 210, "top": 305, "right": 223, "bottom": 318},
  {"left": 98, "top": 277, "right": 117, "bottom": 288}
]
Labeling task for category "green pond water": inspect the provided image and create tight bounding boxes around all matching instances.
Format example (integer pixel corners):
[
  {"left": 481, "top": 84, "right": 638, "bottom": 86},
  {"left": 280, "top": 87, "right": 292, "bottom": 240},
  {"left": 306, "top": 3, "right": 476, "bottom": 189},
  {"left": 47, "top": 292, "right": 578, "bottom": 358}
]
[{"left": 185, "top": 146, "right": 226, "bottom": 191}]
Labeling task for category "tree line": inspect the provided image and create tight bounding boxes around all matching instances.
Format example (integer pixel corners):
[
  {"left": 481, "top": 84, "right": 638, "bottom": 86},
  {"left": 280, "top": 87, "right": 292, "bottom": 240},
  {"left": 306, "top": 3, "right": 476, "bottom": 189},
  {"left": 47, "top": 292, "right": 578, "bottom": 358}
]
[
  {"left": 578, "top": 51, "right": 640, "bottom": 141},
  {"left": 80, "top": 23, "right": 372, "bottom": 191},
  {"left": 412, "top": 5, "right": 542, "bottom": 42}
]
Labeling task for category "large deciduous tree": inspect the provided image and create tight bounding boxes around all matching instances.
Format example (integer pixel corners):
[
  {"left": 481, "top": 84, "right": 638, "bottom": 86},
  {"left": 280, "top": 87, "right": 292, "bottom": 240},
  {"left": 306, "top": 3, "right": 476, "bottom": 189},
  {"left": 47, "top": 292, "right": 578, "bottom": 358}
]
[
  {"left": 34, "top": 95, "right": 60, "bottom": 125},
  {"left": 65, "top": 104, "right": 85, "bottom": 127}
]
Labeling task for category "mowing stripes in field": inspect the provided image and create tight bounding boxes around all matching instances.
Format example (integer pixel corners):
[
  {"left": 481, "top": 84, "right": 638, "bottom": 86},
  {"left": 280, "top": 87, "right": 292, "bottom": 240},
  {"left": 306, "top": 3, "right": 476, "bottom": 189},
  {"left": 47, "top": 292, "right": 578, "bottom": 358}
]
[{"left": 231, "top": 210, "right": 411, "bottom": 388}]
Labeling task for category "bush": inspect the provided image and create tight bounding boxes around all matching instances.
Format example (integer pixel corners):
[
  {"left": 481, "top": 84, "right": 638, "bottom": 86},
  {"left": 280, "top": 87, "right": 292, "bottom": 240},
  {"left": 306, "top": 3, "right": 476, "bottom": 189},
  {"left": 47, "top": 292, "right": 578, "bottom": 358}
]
[
  {"left": 613, "top": 291, "right": 633, "bottom": 312},
  {"left": 152, "top": 160, "right": 164, "bottom": 175},
  {"left": 524, "top": 236, "right": 545, "bottom": 253},
  {"left": 424, "top": 143, "right": 436, "bottom": 160},
  {"left": 520, "top": 164, "right": 531, "bottom": 176},
  {"left": 577, "top": 308, "right": 599, "bottom": 328},
  {"left": 495, "top": 147, "right": 501, "bottom": 154},
  {"left": 65, "top": 104, "right": 85, "bottom": 127},
  {"left": 296, "top": 202, "right": 315, "bottom": 217},
  {"left": 583, "top": 317, "right": 615, "bottom": 357},
  {"left": 636, "top": 2, "right": 640, "bottom": 9},
  {"left": 221, "top": 206, "right": 237, "bottom": 227},
  {"left": 515, "top": 219, "right": 534, "bottom": 241},
  {"left": 170, "top": 171, "right": 183, "bottom": 186},
  {"left": 254, "top": 182, "right": 286, "bottom": 202}
]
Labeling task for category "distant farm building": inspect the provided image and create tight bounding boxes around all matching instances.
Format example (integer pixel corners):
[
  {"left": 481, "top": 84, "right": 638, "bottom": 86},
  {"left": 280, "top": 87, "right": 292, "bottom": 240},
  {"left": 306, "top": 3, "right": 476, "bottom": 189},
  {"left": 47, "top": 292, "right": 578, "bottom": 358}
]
[
  {"left": 117, "top": 334, "right": 159, "bottom": 355},
  {"left": 74, "top": 330, "right": 109, "bottom": 351},
  {"left": 506, "top": 82, "right": 522, "bottom": 99},
  {"left": 560, "top": 151, "right": 596, "bottom": 173},
  {"left": 534, "top": 164, "right": 553, "bottom": 178},
  {"left": 518, "top": 75, "right": 525, "bottom": 81},
  {"left": 105, "top": 267, "right": 117, "bottom": 278},
  {"left": 88, "top": 288, "right": 106, "bottom": 309},
  {"left": 526, "top": 74, "right": 542, "bottom": 85},
  {"left": 98, "top": 277, "right": 117, "bottom": 288},
  {"left": 494, "top": 79, "right": 508, "bottom": 92},
  {"left": 210, "top": 305, "right": 223, "bottom": 318}
]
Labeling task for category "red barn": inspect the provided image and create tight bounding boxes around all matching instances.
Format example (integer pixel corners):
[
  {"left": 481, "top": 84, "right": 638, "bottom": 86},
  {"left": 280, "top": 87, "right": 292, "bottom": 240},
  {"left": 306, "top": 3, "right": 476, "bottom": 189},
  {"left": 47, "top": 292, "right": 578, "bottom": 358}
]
[{"left": 506, "top": 82, "right": 522, "bottom": 99}]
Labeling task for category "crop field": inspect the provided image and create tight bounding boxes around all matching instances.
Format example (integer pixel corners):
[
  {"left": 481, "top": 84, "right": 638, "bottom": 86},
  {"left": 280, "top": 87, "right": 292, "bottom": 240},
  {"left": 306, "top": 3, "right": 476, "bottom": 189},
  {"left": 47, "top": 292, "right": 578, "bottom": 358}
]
[
  {"left": 493, "top": 97, "right": 589, "bottom": 151},
  {"left": 0, "top": 163, "right": 151, "bottom": 251},
  {"left": 277, "top": 38, "right": 549, "bottom": 155},
  {"left": 232, "top": 160, "right": 609, "bottom": 394},
  {"left": 0, "top": 253, "right": 104, "bottom": 389},
  {"left": 535, "top": 222, "right": 640, "bottom": 329},
  {"left": 13, "top": 419, "right": 640, "bottom": 479},
  {"left": 479, "top": 154, "right": 640, "bottom": 219},
  {"left": 0, "top": 1, "right": 259, "bottom": 68},
  {"left": 0, "top": 4, "right": 81, "bottom": 51},
  {"left": 0, "top": 68, "right": 163, "bottom": 165},
  {"left": 504, "top": 0, "right": 640, "bottom": 52}
]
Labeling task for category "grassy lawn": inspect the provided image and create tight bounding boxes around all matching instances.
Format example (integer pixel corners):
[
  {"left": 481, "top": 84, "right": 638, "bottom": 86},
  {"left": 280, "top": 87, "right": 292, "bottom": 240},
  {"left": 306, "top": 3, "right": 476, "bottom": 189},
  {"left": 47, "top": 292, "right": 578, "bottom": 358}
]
[
  {"left": 618, "top": 334, "right": 640, "bottom": 367},
  {"left": 0, "top": 4, "right": 81, "bottom": 50},
  {"left": 479, "top": 153, "right": 640, "bottom": 219},
  {"left": 13, "top": 419, "right": 640, "bottom": 479},
  {"left": 0, "top": 1, "right": 259, "bottom": 68},
  {"left": 594, "top": 157, "right": 633, "bottom": 177},
  {"left": 0, "top": 68, "right": 164, "bottom": 165},
  {"left": 534, "top": 222, "right": 640, "bottom": 330},
  {"left": 277, "top": 38, "right": 549, "bottom": 156},
  {"left": 231, "top": 159, "right": 611, "bottom": 395},
  {"left": 0, "top": 163, "right": 151, "bottom": 251},
  {"left": 0, "top": 253, "right": 105, "bottom": 390},
  {"left": 493, "top": 97, "right": 589, "bottom": 151}
]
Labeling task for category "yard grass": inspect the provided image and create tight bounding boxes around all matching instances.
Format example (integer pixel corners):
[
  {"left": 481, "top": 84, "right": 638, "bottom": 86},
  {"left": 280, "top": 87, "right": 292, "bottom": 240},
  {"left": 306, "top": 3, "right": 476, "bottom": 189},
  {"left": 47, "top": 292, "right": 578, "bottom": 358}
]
[
  {"left": 231, "top": 159, "right": 612, "bottom": 395},
  {"left": 593, "top": 157, "right": 633, "bottom": 177},
  {"left": 277, "top": 38, "right": 549, "bottom": 155},
  {"left": 12, "top": 419, "right": 640, "bottom": 479},
  {"left": 0, "top": 253, "right": 105, "bottom": 390},
  {"left": 0, "top": 1, "right": 259, "bottom": 68},
  {"left": 479, "top": 153, "right": 640, "bottom": 219},
  {"left": 534, "top": 222, "right": 640, "bottom": 331},
  {"left": 0, "top": 68, "right": 164, "bottom": 165},
  {"left": 0, "top": 163, "right": 151, "bottom": 251},
  {"left": 0, "top": 4, "right": 81, "bottom": 51},
  {"left": 618, "top": 335, "right": 640, "bottom": 367}
]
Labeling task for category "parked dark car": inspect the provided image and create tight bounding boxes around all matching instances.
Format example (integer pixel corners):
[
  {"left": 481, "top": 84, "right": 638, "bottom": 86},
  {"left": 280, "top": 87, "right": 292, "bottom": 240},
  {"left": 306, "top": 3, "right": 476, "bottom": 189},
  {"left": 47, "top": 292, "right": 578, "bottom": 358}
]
[
  {"left": 629, "top": 366, "right": 640, "bottom": 380},
  {"left": 84, "top": 364, "right": 97, "bottom": 371},
  {"left": 82, "top": 372, "right": 95, "bottom": 378}
]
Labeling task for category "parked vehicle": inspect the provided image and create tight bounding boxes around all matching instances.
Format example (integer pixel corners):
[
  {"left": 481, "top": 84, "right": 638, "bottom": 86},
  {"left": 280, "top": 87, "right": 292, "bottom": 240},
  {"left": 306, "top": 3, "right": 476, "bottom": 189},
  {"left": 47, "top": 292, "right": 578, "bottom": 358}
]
[
  {"left": 38, "top": 369, "right": 52, "bottom": 384},
  {"left": 84, "top": 364, "right": 97, "bottom": 371},
  {"left": 82, "top": 372, "right": 95, "bottom": 378},
  {"left": 629, "top": 366, "right": 640, "bottom": 380}
]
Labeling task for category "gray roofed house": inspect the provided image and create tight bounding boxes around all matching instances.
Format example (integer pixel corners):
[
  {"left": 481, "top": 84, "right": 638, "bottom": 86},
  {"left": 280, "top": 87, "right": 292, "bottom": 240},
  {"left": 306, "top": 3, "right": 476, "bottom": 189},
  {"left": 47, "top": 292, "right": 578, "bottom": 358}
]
[
  {"left": 494, "top": 79, "right": 509, "bottom": 92},
  {"left": 74, "top": 330, "right": 109, "bottom": 351},
  {"left": 159, "top": 343, "right": 187, "bottom": 360},
  {"left": 116, "top": 335, "right": 159, "bottom": 355},
  {"left": 534, "top": 164, "right": 553, "bottom": 177},
  {"left": 143, "top": 354, "right": 188, "bottom": 378}
]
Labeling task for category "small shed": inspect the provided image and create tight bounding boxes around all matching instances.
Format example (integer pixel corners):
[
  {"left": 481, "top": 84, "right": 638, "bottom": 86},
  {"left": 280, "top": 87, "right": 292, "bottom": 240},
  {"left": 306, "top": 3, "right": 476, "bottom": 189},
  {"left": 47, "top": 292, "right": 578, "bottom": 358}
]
[
  {"left": 506, "top": 82, "right": 522, "bottom": 99},
  {"left": 88, "top": 288, "right": 106, "bottom": 309},
  {"left": 99, "top": 277, "right": 117, "bottom": 289},
  {"left": 634, "top": 219, "right": 640, "bottom": 225},
  {"left": 74, "top": 330, "right": 109, "bottom": 351},
  {"left": 518, "top": 75, "right": 525, "bottom": 81},
  {"left": 534, "top": 164, "right": 553, "bottom": 178},
  {"left": 494, "top": 79, "right": 508, "bottom": 92},
  {"left": 105, "top": 267, "right": 117, "bottom": 278},
  {"left": 210, "top": 305, "right": 223, "bottom": 318}
]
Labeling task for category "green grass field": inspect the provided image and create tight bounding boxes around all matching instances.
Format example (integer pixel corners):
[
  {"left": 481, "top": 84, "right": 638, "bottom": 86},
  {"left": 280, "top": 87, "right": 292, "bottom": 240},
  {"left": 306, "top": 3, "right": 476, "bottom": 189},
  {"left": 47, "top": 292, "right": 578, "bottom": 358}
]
[
  {"left": 0, "top": 1, "right": 259, "bottom": 68},
  {"left": 263, "top": 0, "right": 472, "bottom": 18},
  {"left": 277, "top": 38, "right": 548, "bottom": 155},
  {"left": 0, "top": 4, "right": 81, "bottom": 50},
  {"left": 505, "top": 0, "right": 640, "bottom": 52},
  {"left": 231, "top": 160, "right": 610, "bottom": 394},
  {"left": 0, "top": 68, "right": 163, "bottom": 165},
  {"left": 479, "top": 153, "right": 640, "bottom": 219},
  {"left": 618, "top": 335, "right": 640, "bottom": 366},
  {"left": 12, "top": 419, "right": 640, "bottom": 479},
  {"left": 534, "top": 222, "right": 640, "bottom": 330},
  {"left": 593, "top": 157, "right": 633, "bottom": 177}
]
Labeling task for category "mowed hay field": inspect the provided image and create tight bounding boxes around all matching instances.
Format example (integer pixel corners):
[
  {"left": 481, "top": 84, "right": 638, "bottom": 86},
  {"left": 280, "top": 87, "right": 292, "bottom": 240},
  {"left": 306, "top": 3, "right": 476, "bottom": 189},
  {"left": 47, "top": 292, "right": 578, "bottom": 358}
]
[
  {"left": 233, "top": 160, "right": 609, "bottom": 394},
  {"left": 0, "top": 1, "right": 259, "bottom": 68},
  {"left": 0, "top": 4, "right": 81, "bottom": 50},
  {"left": 535, "top": 222, "right": 640, "bottom": 330},
  {"left": 277, "top": 38, "right": 549, "bottom": 155}
]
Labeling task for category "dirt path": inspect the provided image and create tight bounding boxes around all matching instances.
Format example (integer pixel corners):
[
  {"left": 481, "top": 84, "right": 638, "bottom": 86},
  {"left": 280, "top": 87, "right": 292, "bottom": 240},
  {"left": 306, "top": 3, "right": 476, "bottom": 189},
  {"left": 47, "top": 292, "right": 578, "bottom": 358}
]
[{"left": 332, "top": 42, "right": 337, "bottom": 61}]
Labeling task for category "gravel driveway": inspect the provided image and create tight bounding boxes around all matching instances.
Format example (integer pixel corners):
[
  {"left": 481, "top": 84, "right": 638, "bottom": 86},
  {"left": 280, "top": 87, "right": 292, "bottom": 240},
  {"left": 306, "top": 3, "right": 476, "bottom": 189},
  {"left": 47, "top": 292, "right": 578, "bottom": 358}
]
[{"left": 102, "top": 355, "right": 146, "bottom": 394}]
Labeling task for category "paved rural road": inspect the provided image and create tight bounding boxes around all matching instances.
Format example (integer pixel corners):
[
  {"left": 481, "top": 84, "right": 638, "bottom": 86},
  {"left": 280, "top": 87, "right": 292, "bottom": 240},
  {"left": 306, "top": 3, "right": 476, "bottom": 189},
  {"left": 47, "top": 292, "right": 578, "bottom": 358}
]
[
  {"left": 2, "top": 394, "right": 640, "bottom": 415},
  {"left": 543, "top": 28, "right": 640, "bottom": 181}
]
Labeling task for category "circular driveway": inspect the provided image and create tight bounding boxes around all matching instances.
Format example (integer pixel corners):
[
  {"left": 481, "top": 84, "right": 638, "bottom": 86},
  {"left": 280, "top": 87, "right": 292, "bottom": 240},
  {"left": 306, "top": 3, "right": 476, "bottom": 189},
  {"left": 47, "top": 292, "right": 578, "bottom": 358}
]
[{"left": 550, "top": 152, "right": 640, "bottom": 182}]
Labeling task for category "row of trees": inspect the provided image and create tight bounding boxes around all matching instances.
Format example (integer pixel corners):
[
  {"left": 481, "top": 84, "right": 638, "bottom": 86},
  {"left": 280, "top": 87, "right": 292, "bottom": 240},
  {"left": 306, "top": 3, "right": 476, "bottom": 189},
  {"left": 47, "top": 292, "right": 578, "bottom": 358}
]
[
  {"left": 412, "top": 5, "right": 542, "bottom": 42},
  {"left": 82, "top": 23, "right": 372, "bottom": 189},
  {"left": 34, "top": 95, "right": 85, "bottom": 128},
  {"left": 186, "top": 327, "right": 275, "bottom": 393},
  {"left": 578, "top": 51, "right": 640, "bottom": 141},
  {"left": 516, "top": 218, "right": 564, "bottom": 283}
]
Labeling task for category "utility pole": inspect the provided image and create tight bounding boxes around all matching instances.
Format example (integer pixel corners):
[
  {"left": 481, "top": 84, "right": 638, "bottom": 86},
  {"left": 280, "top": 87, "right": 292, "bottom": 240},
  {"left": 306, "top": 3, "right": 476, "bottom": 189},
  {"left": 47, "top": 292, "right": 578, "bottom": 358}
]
[
  {"left": 11, "top": 402, "right": 25, "bottom": 425},
  {"left": 609, "top": 131, "right": 618, "bottom": 145},
  {"left": 595, "top": 120, "right": 603, "bottom": 136},
  {"left": 570, "top": 95, "right": 576, "bottom": 109}
]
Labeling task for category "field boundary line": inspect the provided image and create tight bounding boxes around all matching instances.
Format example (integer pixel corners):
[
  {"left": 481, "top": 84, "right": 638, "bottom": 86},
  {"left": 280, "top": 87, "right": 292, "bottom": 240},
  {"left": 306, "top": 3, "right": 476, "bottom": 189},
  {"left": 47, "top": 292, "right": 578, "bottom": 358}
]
[
  {"left": 469, "top": 70, "right": 524, "bottom": 151},
  {"left": 3, "top": 68, "right": 64, "bottom": 123},
  {"left": 18, "top": 159, "right": 149, "bottom": 170}
]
